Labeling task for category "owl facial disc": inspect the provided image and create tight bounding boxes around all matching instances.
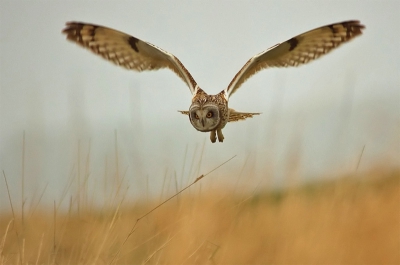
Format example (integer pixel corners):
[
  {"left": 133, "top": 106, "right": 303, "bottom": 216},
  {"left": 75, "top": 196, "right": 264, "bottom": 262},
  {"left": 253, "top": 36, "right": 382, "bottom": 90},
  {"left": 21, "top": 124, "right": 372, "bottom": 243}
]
[{"left": 188, "top": 103, "right": 220, "bottom": 132}]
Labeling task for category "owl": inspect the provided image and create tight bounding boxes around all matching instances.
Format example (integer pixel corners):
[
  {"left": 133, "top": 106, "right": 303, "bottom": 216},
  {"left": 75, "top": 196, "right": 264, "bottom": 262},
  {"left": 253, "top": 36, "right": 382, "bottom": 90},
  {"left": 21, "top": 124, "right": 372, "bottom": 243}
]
[{"left": 62, "top": 20, "right": 364, "bottom": 143}]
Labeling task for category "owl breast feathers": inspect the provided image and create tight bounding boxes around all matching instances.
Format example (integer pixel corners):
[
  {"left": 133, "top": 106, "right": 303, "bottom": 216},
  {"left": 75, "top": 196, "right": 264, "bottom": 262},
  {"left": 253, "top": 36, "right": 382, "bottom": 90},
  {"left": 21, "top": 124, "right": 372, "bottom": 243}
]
[{"left": 63, "top": 20, "right": 364, "bottom": 142}]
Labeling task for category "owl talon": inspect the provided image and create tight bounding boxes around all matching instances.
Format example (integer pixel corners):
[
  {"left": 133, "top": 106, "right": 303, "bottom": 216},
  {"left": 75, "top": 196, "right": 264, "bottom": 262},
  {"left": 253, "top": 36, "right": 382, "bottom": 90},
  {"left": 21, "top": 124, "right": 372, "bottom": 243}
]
[
  {"left": 210, "top": 130, "right": 217, "bottom": 143},
  {"left": 217, "top": 129, "right": 224, "bottom": 142}
]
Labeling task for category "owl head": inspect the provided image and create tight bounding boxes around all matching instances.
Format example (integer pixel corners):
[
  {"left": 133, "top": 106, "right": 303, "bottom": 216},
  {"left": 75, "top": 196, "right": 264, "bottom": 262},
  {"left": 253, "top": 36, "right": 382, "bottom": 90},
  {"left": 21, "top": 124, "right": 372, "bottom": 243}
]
[{"left": 188, "top": 102, "right": 220, "bottom": 132}]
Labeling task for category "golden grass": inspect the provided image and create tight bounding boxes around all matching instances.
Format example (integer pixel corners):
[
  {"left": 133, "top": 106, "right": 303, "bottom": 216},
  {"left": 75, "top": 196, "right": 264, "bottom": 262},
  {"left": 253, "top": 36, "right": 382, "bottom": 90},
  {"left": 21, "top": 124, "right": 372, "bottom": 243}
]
[{"left": 1, "top": 168, "right": 399, "bottom": 264}]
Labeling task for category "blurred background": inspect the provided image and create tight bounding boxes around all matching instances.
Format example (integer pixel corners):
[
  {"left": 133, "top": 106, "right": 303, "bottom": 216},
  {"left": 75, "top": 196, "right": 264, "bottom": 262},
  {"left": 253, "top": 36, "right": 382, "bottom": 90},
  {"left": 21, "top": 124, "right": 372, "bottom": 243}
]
[{"left": 1, "top": 0, "right": 399, "bottom": 211}]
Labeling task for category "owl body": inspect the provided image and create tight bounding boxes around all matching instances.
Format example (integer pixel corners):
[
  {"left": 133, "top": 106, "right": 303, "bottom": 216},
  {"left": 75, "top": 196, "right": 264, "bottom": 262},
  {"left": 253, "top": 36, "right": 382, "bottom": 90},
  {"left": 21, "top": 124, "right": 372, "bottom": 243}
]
[
  {"left": 62, "top": 20, "right": 364, "bottom": 142},
  {"left": 189, "top": 88, "right": 229, "bottom": 142}
]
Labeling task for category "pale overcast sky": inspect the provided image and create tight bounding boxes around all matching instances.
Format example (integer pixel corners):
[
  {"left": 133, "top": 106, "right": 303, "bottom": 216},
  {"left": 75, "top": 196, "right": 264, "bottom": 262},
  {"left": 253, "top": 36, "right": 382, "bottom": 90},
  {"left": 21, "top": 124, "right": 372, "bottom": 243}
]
[{"left": 1, "top": 0, "right": 399, "bottom": 210}]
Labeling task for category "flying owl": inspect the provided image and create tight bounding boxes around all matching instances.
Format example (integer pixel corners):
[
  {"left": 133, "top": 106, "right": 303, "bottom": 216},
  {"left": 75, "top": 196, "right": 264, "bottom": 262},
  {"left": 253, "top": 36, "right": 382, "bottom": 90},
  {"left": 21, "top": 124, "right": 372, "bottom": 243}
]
[{"left": 62, "top": 20, "right": 364, "bottom": 143}]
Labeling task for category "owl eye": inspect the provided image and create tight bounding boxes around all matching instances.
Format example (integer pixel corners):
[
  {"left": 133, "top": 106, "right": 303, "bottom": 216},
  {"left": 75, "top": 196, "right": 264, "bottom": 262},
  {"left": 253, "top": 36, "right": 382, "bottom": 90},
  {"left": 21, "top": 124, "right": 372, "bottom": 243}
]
[
  {"left": 194, "top": 114, "right": 199, "bottom": 119},
  {"left": 206, "top": 111, "right": 213, "bottom": 118}
]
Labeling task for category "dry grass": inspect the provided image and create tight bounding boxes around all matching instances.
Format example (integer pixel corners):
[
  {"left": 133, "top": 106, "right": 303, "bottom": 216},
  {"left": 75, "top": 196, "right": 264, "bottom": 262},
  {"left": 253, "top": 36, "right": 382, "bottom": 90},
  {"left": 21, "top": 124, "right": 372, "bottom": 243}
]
[{"left": 1, "top": 168, "right": 399, "bottom": 264}]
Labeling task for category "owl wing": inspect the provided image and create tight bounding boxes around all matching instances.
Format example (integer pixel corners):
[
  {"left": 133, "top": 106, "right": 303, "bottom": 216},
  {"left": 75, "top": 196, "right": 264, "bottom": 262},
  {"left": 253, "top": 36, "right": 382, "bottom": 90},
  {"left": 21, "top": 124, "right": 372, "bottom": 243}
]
[
  {"left": 225, "top": 20, "right": 365, "bottom": 98},
  {"left": 227, "top": 109, "right": 260, "bottom": 122},
  {"left": 62, "top": 22, "right": 197, "bottom": 94},
  {"left": 178, "top": 109, "right": 260, "bottom": 122}
]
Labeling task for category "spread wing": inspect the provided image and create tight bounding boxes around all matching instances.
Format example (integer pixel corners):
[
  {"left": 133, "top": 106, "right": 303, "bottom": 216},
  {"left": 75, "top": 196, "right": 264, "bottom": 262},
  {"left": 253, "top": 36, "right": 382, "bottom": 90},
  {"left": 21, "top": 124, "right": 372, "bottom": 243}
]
[
  {"left": 62, "top": 22, "right": 198, "bottom": 94},
  {"left": 178, "top": 109, "right": 260, "bottom": 122},
  {"left": 227, "top": 109, "right": 260, "bottom": 122},
  {"left": 225, "top": 20, "right": 365, "bottom": 98}
]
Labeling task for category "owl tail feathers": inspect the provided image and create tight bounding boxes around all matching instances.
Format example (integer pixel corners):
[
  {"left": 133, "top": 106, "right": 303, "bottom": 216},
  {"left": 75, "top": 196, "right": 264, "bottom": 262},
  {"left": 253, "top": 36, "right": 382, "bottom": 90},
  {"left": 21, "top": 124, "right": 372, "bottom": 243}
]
[{"left": 178, "top": 109, "right": 260, "bottom": 122}]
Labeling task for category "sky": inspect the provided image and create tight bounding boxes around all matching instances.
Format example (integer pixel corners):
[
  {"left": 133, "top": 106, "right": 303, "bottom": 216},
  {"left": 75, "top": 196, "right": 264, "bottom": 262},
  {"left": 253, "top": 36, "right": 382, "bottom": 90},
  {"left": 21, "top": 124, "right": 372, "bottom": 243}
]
[{"left": 1, "top": 0, "right": 399, "bottom": 210}]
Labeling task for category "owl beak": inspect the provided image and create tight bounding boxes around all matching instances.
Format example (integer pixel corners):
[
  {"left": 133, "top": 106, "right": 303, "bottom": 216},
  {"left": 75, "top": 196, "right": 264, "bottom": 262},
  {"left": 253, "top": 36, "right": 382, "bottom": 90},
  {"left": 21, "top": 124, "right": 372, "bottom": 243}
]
[{"left": 201, "top": 118, "right": 205, "bottom": 127}]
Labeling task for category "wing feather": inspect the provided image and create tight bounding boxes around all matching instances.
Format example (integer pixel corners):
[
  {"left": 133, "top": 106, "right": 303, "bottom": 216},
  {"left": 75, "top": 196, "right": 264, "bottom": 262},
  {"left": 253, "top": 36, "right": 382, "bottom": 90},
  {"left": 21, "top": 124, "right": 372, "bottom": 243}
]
[
  {"left": 225, "top": 20, "right": 365, "bottom": 98},
  {"left": 227, "top": 109, "right": 260, "bottom": 122},
  {"left": 62, "top": 22, "right": 197, "bottom": 94}
]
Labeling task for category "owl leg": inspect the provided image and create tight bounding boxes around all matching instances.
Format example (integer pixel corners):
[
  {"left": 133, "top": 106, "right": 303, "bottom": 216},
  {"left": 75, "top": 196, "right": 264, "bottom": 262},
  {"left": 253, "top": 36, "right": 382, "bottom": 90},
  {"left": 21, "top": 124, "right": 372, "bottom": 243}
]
[
  {"left": 210, "top": 130, "right": 217, "bottom": 143},
  {"left": 217, "top": 129, "right": 224, "bottom": 142}
]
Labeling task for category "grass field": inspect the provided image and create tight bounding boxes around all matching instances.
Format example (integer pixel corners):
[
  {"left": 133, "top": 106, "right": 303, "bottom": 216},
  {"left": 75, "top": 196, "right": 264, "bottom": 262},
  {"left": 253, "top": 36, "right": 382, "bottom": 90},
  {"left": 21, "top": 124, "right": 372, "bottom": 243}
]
[{"left": 1, "top": 167, "right": 399, "bottom": 264}]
